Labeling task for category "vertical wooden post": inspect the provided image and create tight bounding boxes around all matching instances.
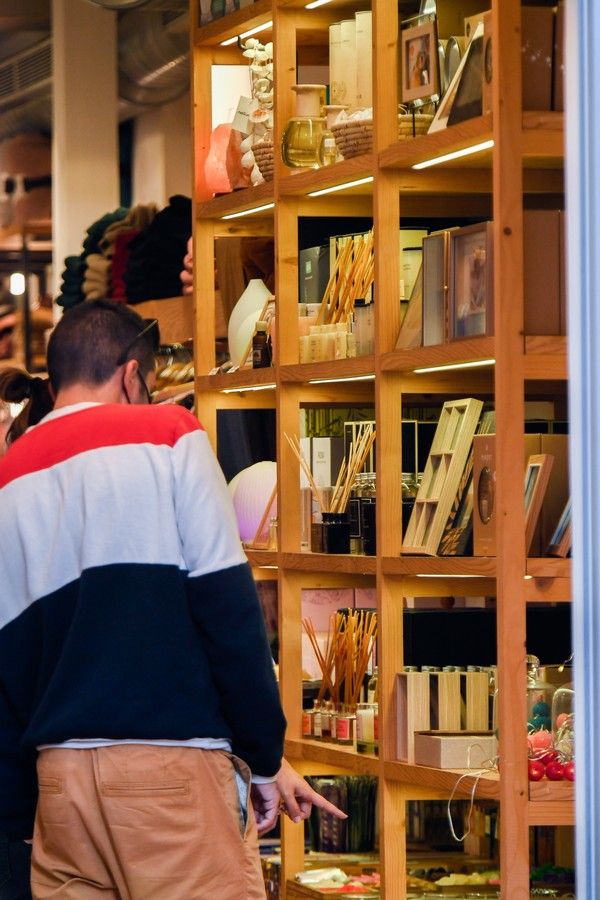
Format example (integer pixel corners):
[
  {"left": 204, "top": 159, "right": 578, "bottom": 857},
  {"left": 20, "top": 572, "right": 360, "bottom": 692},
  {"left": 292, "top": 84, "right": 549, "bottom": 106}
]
[
  {"left": 492, "top": 0, "right": 529, "bottom": 897},
  {"left": 372, "top": 2, "right": 406, "bottom": 898}
]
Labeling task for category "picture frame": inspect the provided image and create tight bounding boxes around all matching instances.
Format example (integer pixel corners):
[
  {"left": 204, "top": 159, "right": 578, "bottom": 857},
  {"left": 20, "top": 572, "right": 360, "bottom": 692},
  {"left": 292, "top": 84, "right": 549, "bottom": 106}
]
[
  {"left": 524, "top": 453, "right": 554, "bottom": 554},
  {"left": 401, "top": 19, "right": 441, "bottom": 105},
  {"left": 446, "top": 31, "right": 483, "bottom": 127},
  {"left": 429, "top": 20, "right": 484, "bottom": 133},
  {"left": 395, "top": 263, "right": 423, "bottom": 350},
  {"left": 449, "top": 221, "right": 494, "bottom": 340},
  {"left": 422, "top": 229, "right": 451, "bottom": 346},
  {"left": 547, "top": 499, "right": 572, "bottom": 558}
]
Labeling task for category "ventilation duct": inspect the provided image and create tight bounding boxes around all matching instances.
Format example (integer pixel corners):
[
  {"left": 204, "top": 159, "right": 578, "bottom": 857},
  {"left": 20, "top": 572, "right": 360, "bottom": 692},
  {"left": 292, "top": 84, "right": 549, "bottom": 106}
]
[
  {"left": 0, "top": 37, "right": 52, "bottom": 136},
  {"left": 0, "top": 1, "right": 189, "bottom": 140},
  {"left": 118, "top": 5, "right": 189, "bottom": 107}
]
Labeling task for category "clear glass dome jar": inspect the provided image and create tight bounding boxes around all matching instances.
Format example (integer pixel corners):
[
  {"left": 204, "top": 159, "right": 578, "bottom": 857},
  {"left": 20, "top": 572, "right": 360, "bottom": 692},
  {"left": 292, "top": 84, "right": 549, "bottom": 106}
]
[
  {"left": 551, "top": 681, "right": 574, "bottom": 760},
  {"left": 526, "top": 655, "right": 555, "bottom": 733}
]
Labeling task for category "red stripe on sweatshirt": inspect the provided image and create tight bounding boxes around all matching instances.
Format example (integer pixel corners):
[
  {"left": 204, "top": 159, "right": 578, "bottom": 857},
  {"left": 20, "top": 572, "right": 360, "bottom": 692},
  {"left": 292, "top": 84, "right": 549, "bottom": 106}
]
[{"left": 0, "top": 403, "right": 204, "bottom": 489}]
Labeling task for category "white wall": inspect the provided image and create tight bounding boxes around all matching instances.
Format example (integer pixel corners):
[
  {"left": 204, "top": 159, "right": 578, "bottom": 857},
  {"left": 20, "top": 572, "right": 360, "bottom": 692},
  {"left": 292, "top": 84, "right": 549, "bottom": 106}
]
[{"left": 132, "top": 92, "right": 193, "bottom": 208}]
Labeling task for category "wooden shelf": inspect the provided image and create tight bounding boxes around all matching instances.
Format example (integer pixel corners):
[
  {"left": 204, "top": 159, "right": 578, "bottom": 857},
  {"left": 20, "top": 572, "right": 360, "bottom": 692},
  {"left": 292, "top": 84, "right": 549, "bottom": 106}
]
[
  {"left": 527, "top": 558, "right": 571, "bottom": 578},
  {"left": 524, "top": 336, "right": 568, "bottom": 380},
  {"left": 385, "top": 760, "right": 500, "bottom": 800},
  {"left": 381, "top": 338, "right": 495, "bottom": 375},
  {"left": 279, "top": 357, "right": 375, "bottom": 384},
  {"left": 281, "top": 552, "right": 377, "bottom": 575},
  {"left": 197, "top": 181, "right": 273, "bottom": 221},
  {"left": 285, "top": 738, "right": 379, "bottom": 776},
  {"left": 278, "top": 155, "right": 375, "bottom": 198},
  {"left": 195, "top": 367, "right": 276, "bottom": 394},
  {"left": 528, "top": 780, "right": 574, "bottom": 826},
  {"left": 245, "top": 549, "right": 278, "bottom": 569},
  {"left": 382, "top": 556, "right": 497, "bottom": 577},
  {"left": 195, "top": 0, "right": 273, "bottom": 46},
  {"left": 380, "top": 112, "right": 563, "bottom": 173}
]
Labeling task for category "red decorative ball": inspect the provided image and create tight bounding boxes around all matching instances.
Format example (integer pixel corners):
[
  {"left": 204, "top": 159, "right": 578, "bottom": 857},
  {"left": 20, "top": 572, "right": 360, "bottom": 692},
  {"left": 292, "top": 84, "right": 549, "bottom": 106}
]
[
  {"left": 545, "top": 761, "right": 565, "bottom": 781},
  {"left": 563, "top": 760, "right": 575, "bottom": 781},
  {"left": 528, "top": 759, "right": 546, "bottom": 782}
]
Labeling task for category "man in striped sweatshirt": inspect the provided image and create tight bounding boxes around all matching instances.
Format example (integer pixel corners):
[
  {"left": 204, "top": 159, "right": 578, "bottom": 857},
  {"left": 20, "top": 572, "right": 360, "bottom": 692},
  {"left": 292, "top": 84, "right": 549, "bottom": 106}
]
[{"left": 0, "top": 301, "right": 335, "bottom": 899}]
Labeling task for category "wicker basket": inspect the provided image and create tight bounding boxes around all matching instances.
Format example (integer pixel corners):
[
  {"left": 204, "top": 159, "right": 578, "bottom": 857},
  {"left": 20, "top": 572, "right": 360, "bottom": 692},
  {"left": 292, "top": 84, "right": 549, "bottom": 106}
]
[
  {"left": 331, "top": 112, "right": 433, "bottom": 159},
  {"left": 252, "top": 140, "right": 274, "bottom": 183}
]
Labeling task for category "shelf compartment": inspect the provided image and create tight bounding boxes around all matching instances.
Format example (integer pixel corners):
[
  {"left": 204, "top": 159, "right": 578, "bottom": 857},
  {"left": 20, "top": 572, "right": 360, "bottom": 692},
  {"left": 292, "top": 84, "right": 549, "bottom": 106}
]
[
  {"left": 195, "top": 0, "right": 273, "bottom": 47},
  {"left": 197, "top": 181, "right": 274, "bottom": 221},
  {"left": 280, "top": 552, "right": 376, "bottom": 575},
  {"left": 196, "top": 367, "right": 276, "bottom": 394},
  {"left": 384, "top": 760, "right": 499, "bottom": 800},
  {"left": 279, "top": 357, "right": 375, "bottom": 384},
  {"left": 285, "top": 737, "right": 379, "bottom": 776}
]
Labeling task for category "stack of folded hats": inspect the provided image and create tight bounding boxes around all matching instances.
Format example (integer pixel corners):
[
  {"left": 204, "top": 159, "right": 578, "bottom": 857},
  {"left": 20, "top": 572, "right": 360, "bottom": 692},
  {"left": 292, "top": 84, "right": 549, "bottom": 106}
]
[
  {"left": 99, "top": 203, "right": 158, "bottom": 301},
  {"left": 124, "top": 195, "right": 192, "bottom": 304},
  {"left": 57, "top": 197, "right": 191, "bottom": 309},
  {"left": 57, "top": 207, "right": 128, "bottom": 309}
]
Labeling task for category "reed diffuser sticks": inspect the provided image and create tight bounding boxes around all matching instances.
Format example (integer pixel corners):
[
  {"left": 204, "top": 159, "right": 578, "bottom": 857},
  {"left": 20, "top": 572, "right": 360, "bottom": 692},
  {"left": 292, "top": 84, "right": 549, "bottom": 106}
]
[
  {"left": 302, "top": 609, "right": 378, "bottom": 708},
  {"left": 285, "top": 424, "right": 376, "bottom": 515},
  {"left": 317, "top": 231, "right": 375, "bottom": 326}
]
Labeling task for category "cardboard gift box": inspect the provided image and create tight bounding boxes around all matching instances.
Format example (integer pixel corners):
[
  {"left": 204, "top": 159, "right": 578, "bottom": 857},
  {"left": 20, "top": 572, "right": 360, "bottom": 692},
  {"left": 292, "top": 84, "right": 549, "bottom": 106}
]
[{"left": 414, "top": 731, "right": 498, "bottom": 769}]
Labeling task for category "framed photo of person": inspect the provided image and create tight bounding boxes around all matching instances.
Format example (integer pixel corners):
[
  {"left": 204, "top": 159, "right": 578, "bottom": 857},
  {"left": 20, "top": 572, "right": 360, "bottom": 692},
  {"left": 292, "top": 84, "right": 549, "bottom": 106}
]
[
  {"left": 401, "top": 19, "right": 441, "bottom": 104},
  {"left": 449, "top": 221, "right": 494, "bottom": 340}
]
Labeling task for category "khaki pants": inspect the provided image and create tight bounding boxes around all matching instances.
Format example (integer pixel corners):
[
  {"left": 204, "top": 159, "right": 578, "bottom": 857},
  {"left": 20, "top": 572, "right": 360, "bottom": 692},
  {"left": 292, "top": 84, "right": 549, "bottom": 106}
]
[{"left": 31, "top": 746, "right": 267, "bottom": 899}]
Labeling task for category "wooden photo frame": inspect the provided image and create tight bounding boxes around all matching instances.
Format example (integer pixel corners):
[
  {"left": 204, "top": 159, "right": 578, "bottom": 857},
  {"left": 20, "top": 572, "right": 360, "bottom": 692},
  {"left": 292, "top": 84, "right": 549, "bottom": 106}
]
[
  {"left": 401, "top": 19, "right": 441, "bottom": 105},
  {"left": 524, "top": 453, "right": 554, "bottom": 554},
  {"left": 547, "top": 499, "right": 572, "bottom": 558},
  {"left": 449, "top": 222, "right": 494, "bottom": 340}
]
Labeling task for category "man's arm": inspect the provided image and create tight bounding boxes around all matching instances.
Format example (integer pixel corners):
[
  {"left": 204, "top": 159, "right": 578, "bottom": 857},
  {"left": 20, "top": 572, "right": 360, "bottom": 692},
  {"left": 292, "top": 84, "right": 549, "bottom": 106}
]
[{"left": 171, "top": 413, "right": 286, "bottom": 778}]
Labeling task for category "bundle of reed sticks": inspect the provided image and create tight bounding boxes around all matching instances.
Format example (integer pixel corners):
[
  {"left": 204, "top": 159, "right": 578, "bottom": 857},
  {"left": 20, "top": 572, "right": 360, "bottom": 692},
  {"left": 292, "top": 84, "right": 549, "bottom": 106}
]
[
  {"left": 285, "top": 424, "right": 375, "bottom": 515},
  {"left": 303, "top": 609, "right": 378, "bottom": 708},
  {"left": 329, "top": 423, "right": 376, "bottom": 514},
  {"left": 317, "top": 231, "right": 375, "bottom": 326}
]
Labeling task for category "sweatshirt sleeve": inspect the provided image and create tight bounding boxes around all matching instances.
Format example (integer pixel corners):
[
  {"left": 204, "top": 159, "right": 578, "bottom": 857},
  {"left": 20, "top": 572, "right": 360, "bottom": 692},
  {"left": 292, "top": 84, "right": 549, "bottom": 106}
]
[
  {"left": 0, "top": 680, "right": 37, "bottom": 840},
  {"left": 171, "top": 418, "right": 286, "bottom": 778}
]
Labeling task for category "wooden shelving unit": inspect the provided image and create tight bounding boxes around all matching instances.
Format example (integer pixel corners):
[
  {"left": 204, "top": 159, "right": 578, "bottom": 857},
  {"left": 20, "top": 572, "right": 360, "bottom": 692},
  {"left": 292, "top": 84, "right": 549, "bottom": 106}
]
[{"left": 191, "top": 1, "right": 571, "bottom": 897}]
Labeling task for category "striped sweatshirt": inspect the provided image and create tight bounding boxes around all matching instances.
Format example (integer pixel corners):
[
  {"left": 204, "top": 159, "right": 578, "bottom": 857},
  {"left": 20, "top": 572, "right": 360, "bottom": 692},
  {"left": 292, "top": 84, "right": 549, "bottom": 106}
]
[{"left": 0, "top": 402, "right": 285, "bottom": 840}]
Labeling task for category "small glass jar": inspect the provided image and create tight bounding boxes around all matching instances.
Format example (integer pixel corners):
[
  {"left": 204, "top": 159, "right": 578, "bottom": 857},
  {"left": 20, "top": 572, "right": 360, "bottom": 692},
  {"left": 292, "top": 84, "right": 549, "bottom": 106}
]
[
  {"left": 322, "top": 510, "right": 351, "bottom": 554},
  {"left": 348, "top": 473, "right": 365, "bottom": 555},
  {"left": 402, "top": 472, "right": 419, "bottom": 536},
  {"left": 356, "top": 702, "right": 375, "bottom": 754},
  {"left": 320, "top": 701, "right": 332, "bottom": 742},
  {"left": 552, "top": 681, "right": 574, "bottom": 760},
  {"left": 527, "top": 655, "right": 555, "bottom": 733},
  {"left": 360, "top": 472, "right": 376, "bottom": 555},
  {"left": 367, "top": 667, "right": 378, "bottom": 704},
  {"left": 336, "top": 705, "right": 356, "bottom": 745},
  {"left": 301, "top": 706, "right": 312, "bottom": 738},
  {"left": 312, "top": 699, "right": 323, "bottom": 740}
]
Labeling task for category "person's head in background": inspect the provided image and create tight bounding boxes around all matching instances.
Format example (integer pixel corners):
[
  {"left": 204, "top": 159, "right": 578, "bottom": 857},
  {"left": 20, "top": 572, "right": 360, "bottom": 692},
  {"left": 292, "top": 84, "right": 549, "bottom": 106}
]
[{"left": 0, "top": 299, "right": 157, "bottom": 447}]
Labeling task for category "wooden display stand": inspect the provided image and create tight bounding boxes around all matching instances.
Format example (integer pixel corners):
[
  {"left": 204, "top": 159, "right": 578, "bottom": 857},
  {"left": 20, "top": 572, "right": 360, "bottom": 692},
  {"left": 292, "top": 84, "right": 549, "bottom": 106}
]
[{"left": 191, "top": 1, "right": 571, "bottom": 897}]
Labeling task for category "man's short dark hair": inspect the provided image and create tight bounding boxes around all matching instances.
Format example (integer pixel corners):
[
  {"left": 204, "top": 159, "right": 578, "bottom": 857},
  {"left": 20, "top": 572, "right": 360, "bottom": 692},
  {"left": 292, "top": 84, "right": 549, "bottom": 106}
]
[{"left": 47, "top": 300, "right": 157, "bottom": 392}]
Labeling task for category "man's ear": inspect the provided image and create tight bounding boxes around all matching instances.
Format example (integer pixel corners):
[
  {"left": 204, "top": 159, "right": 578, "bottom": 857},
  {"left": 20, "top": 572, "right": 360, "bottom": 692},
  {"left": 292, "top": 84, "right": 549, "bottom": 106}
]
[{"left": 123, "top": 358, "right": 139, "bottom": 384}]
